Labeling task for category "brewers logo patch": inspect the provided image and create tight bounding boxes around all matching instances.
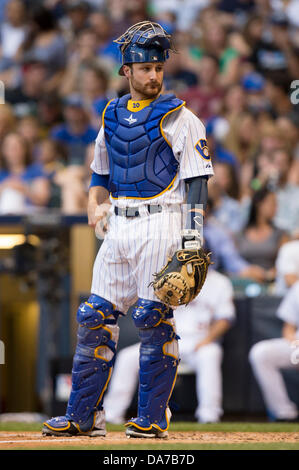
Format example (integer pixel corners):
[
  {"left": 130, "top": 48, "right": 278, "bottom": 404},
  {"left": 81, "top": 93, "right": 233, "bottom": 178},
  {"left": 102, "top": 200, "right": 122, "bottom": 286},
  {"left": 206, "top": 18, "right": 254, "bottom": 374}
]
[{"left": 195, "top": 139, "right": 211, "bottom": 160}]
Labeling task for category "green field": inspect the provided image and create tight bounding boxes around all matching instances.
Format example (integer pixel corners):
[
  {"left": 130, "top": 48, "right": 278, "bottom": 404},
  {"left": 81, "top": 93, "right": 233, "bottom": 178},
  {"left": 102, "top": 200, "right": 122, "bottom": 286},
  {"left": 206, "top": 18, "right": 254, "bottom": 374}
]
[{"left": 1, "top": 421, "right": 299, "bottom": 433}]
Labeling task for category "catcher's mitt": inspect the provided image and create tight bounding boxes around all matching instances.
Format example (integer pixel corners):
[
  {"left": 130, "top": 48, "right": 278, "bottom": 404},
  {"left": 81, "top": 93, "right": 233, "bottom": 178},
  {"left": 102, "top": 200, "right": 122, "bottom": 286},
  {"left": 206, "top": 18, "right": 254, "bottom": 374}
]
[{"left": 150, "top": 248, "right": 212, "bottom": 307}]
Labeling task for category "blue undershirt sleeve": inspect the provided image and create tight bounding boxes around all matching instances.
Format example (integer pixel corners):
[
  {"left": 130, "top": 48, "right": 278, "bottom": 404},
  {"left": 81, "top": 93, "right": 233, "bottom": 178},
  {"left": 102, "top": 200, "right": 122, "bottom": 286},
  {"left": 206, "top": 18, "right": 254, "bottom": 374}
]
[{"left": 89, "top": 172, "right": 109, "bottom": 189}]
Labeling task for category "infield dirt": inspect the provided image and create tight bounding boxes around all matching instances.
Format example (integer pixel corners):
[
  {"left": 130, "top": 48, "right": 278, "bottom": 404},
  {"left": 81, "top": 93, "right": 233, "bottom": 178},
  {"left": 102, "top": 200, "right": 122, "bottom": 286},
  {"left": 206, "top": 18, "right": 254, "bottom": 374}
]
[{"left": 1, "top": 431, "right": 299, "bottom": 449}]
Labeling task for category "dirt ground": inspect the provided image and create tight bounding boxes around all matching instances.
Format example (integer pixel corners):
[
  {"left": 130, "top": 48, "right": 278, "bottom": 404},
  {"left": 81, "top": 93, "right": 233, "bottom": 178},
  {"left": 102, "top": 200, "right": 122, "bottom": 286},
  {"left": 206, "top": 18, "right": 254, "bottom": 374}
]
[{"left": 1, "top": 431, "right": 299, "bottom": 449}]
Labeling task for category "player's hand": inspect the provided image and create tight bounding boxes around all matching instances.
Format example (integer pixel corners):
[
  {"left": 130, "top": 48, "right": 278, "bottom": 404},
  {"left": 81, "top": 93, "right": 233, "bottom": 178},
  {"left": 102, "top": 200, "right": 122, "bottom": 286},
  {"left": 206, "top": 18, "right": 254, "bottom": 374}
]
[
  {"left": 94, "top": 202, "right": 111, "bottom": 239},
  {"left": 87, "top": 199, "right": 105, "bottom": 227}
]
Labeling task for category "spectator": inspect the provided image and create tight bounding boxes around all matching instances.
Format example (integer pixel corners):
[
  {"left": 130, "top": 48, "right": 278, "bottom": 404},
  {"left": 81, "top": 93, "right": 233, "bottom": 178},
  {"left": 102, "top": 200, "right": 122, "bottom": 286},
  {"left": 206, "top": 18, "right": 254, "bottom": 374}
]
[
  {"left": 213, "top": 161, "right": 240, "bottom": 201},
  {"left": 206, "top": 119, "right": 239, "bottom": 170},
  {"left": 79, "top": 63, "right": 110, "bottom": 123},
  {"left": 249, "top": 12, "right": 299, "bottom": 81},
  {"left": 0, "top": 104, "right": 16, "bottom": 141},
  {"left": 224, "top": 112, "right": 259, "bottom": 164},
  {"left": 19, "top": 5, "right": 67, "bottom": 91},
  {"left": 0, "top": 0, "right": 10, "bottom": 24},
  {"left": 271, "top": 148, "right": 299, "bottom": 234},
  {"left": 50, "top": 141, "right": 94, "bottom": 214},
  {"left": 0, "top": 132, "right": 50, "bottom": 213},
  {"left": 271, "top": 0, "right": 299, "bottom": 28},
  {"left": 0, "top": 0, "right": 27, "bottom": 71},
  {"left": 54, "top": 165, "right": 88, "bottom": 214},
  {"left": 62, "top": 1, "right": 90, "bottom": 40},
  {"left": 17, "top": 114, "right": 42, "bottom": 160},
  {"left": 243, "top": 146, "right": 299, "bottom": 232},
  {"left": 59, "top": 29, "right": 100, "bottom": 96},
  {"left": 124, "top": 0, "right": 149, "bottom": 27},
  {"left": 249, "top": 281, "right": 299, "bottom": 422},
  {"left": 5, "top": 56, "right": 48, "bottom": 115},
  {"left": 222, "top": 84, "right": 247, "bottom": 122},
  {"left": 241, "top": 72, "right": 270, "bottom": 117},
  {"left": 258, "top": 122, "right": 287, "bottom": 155},
  {"left": 89, "top": 11, "right": 121, "bottom": 68},
  {"left": 208, "top": 168, "right": 246, "bottom": 234},
  {"left": 179, "top": 53, "right": 224, "bottom": 123},
  {"left": 264, "top": 75, "right": 294, "bottom": 119},
  {"left": 190, "top": 15, "right": 240, "bottom": 87},
  {"left": 104, "top": 269, "right": 235, "bottom": 424},
  {"left": 204, "top": 200, "right": 267, "bottom": 283},
  {"left": 37, "top": 93, "right": 64, "bottom": 131},
  {"left": 39, "top": 138, "right": 66, "bottom": 177},
  {"left": 38, "top": 138, "right": 67, "bottom": 209},
  {"left": 163, "top": 46, "right": 198, "bottom": 94},
  {"left": 276, "top": 114, "right": 299, "bottom": 160},
  {"left": 51, "top": 94, "right": 98, "bottom": 166},
  {"left": 239, "top": 123, "right": 286, "bottom": 198},
  {"left": 62, "top": 60, "right": 110, "bottom": 127},
  {"left": 149, "top": 0, "right": 209, "bottom": 32},
  {"left": 231, "top": 14, "right": 264, "bottom": 60},
  {"left": 234, "top": 186, "right": 288, "bottom": 280}
]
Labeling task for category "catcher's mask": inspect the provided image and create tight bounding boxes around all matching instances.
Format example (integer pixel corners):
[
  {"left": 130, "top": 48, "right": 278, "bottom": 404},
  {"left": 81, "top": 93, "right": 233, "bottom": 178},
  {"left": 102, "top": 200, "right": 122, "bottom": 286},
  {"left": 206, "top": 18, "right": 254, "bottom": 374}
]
[{"left": 114, "top": 21, "right": 176, "bottom": 76}]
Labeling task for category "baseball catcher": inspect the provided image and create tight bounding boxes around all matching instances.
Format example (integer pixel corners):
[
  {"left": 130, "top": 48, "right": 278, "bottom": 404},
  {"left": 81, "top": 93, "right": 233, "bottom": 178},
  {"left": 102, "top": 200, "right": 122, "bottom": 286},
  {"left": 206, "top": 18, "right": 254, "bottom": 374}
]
[{"left": 42, "top": 20, "right": 213, "bottom": 440}]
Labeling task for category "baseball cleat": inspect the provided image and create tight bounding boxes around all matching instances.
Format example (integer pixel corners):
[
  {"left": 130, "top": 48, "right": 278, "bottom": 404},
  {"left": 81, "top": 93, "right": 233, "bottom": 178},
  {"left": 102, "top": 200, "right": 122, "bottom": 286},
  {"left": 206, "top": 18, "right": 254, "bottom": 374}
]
[
  {"left": 42, "top": 416, "right": 106, "bottom": 437},
  {"left": 125, "top": 425, "right": 168, "bottom": 439}
]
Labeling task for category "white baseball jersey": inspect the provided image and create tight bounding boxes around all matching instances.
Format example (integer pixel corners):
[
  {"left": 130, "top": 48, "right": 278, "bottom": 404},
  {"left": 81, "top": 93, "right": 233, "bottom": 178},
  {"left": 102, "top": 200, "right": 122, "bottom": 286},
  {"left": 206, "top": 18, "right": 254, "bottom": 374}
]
[
  {"left": 275, "top": 241, "right": 299, "bottom": 294},
  {"left": 91, "top": 105, "right": 214, "bottom": 209},
  {"left": 174, "top": 270, "right": 235, "bottom": 354},
  {"left": 90, "top": 98, "right": 214, "bottom": 313},
  {"left": 277, "top": 281, "right": 299, "bottom": 336}
]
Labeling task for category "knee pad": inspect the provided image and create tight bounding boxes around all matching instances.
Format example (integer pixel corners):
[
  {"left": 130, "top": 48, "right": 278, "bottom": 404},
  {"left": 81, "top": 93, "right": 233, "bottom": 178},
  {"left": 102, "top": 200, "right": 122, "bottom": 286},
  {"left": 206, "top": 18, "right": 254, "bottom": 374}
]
[
  {"left": 77, "top": 294, "right": 118, "bottom": 328},
  {"left": 129, "top": 299, "right": 180, "bottom": 432},
  {"left": 66, "top": 295, "right": 121, "bottom": 432},
  {"left": 132, "top": 298, "right": 172, "bottom": 328}
]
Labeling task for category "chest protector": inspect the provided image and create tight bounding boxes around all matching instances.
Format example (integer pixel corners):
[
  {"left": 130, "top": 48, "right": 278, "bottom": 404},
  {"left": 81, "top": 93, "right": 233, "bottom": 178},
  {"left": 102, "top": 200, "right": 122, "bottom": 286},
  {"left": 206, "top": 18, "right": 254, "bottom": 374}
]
[{"left": 103, "top": 93, "right": 184, "bottom": 199}]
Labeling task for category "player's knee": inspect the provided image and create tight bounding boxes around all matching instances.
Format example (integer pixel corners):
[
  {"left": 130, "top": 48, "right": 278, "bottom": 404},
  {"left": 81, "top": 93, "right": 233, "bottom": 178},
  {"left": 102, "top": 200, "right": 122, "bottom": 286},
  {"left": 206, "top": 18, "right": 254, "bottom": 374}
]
[
  {"left": 132, "top": 298, "right": 172, "bottom": 329},
  {"left": 249, "top": 340, "right": 271, "bottom": 365},
  {"left": 77, "top": 294, "right": 117, "bottom": 329}
]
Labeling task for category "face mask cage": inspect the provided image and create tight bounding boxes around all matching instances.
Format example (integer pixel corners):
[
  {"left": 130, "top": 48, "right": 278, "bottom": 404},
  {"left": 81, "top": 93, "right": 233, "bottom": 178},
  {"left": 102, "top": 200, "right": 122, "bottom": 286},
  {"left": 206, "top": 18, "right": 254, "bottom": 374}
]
[{"left": 113, "top": 21, "right": 176, "bottom": 54}]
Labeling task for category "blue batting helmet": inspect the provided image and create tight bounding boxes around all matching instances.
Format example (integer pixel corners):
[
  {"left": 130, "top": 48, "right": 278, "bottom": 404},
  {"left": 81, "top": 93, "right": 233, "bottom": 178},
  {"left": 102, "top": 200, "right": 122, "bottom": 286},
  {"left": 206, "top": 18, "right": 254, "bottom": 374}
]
[{"left": 114, "top": 21, "right": 176, "bottom": 76}]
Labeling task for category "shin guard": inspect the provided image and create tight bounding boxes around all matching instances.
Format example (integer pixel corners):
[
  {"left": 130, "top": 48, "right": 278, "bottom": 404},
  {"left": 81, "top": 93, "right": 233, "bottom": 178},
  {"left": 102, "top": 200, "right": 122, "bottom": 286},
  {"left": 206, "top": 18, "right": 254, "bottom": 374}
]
[
  {"left": 44, "top": 295, "right": 121, "bottom": 434},
  {"left": 127, "top": 299, "right": 180, "bottom": 432}
]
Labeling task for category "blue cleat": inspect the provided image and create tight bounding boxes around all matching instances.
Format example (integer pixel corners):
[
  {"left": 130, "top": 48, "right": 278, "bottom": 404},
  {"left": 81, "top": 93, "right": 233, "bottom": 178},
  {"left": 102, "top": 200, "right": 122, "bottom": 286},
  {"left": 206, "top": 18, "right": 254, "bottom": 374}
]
[{"left": 42, "top": 414, "right": 106, "bottom": 437}]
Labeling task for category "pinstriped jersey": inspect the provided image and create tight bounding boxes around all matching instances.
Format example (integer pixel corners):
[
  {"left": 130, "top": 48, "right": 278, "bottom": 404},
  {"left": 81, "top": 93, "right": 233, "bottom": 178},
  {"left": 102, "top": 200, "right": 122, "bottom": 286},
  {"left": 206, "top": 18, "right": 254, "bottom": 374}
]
[{"left": 91, "top": 104, "right": 214, "bottom": 208}]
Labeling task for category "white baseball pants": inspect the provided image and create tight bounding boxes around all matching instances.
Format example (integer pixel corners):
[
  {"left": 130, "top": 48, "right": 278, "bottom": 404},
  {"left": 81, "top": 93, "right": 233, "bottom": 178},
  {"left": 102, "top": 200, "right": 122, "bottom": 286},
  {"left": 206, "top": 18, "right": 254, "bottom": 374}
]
[
  {"left": 249, "top": 338, "right": 299, "bottom": 420},
  {"left": 91, "top": 207, "right": 182, "bottom": 314}
]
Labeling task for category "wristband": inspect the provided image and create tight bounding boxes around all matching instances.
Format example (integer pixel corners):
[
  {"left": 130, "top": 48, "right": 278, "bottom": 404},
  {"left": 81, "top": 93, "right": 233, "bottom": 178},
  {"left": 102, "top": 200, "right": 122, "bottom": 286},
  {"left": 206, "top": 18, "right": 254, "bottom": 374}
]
[{"left": 181, "top": 229, "right": 202, "bottom": 249}]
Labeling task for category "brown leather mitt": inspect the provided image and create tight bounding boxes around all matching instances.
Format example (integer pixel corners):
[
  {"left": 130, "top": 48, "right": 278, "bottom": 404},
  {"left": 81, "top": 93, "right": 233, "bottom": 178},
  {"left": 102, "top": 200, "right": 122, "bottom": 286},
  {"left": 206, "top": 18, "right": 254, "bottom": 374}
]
[{"left": 150, "top": 248, "right": 212, "bottom": 307}]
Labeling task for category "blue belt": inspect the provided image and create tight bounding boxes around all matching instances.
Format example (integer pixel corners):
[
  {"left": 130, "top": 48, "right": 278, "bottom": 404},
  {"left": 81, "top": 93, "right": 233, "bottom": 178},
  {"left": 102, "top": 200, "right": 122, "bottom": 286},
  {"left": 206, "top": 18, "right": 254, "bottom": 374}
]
[{"left": 114, "top": 205, "right": 163, "bottom": 218}]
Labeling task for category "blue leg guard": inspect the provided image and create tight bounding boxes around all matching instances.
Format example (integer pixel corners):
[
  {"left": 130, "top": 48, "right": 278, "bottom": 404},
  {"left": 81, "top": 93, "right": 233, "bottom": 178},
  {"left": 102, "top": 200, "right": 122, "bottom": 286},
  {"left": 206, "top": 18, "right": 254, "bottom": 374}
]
[
  {"left": 126, "top": 299, "right": 180, "bottom": 434},
  {"left": 43, "top": 295, "right": 122, "bottom": 435}
]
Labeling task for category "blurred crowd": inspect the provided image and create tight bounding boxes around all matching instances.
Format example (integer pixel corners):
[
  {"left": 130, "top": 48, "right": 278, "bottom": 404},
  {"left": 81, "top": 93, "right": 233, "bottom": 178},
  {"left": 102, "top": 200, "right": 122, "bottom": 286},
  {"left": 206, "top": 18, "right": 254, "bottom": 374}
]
[{"left": 0, "top": 0, "right": 298, "bottom": 290}]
